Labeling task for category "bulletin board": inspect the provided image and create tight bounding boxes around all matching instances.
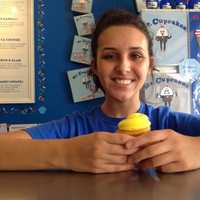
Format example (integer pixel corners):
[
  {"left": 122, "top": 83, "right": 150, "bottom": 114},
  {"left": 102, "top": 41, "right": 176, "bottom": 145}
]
[{"left": 0, "top": 0, "right": 136, "bottom": 124}]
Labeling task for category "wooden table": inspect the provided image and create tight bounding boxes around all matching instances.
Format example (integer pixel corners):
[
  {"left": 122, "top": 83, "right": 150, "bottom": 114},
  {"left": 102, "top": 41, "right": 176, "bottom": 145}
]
[{"left": 0, "top": 170, "right": 200, "bottom": 200}]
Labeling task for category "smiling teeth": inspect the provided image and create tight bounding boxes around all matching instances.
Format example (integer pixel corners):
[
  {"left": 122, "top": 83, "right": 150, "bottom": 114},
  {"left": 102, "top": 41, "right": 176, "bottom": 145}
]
[{"left": 115, "top": 79, "right": 132, "bottom": 85}]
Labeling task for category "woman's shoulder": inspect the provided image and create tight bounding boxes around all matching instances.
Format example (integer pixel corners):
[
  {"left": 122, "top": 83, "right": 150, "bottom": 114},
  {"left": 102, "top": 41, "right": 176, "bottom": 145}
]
[
  {"left": 140, "top": 102, "right": 172, "bottom": 116},
  {"left": 66, "top": 105, "right": 102, "bottom": 120},
  {"left": 141, "top": 102, "right": 200, "bottom": 132}
]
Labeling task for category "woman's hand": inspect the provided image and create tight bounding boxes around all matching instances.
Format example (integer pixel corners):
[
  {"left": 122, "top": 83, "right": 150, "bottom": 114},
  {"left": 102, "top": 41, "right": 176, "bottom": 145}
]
[
  {"left": 65, "top": 132, "right": 137, "bottom": 173},
  {"left": 126, "top": 130, "right": 200, "bottom": 173}
]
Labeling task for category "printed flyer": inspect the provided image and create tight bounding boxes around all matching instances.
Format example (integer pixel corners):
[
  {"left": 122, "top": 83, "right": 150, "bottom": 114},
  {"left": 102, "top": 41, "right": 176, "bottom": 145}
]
[
  {"left": 143, "top": 73, "right": 191, "bottom": 113},
  {"left": 74, "top": 13, "right": 95, "bottom": 36},
  {"left": 141, "top": 10, "right": 188, "bottom": 67},
  {"left": 0, "top": 0, "right": 35, "bottom": 103},
  {"left": 71, "top": 0, "right": 93, "bottom": 14},
  {"left": 70, "top": 35, "right": 92, "bottom": 65},
  {"left": 68, "top": 67, "right": 104, "bottom": 103}
]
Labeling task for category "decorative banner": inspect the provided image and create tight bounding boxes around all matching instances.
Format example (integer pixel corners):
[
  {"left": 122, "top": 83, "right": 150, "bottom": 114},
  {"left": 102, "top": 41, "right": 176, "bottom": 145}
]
[
  {"left": 143, "top": 73, "right": 191, "bottom": 113},
  {"left": 74, "top": 13, "right": 95, "bottom": 36},
  {"left": 141, "top": 10, "right": 188, "bottom": 67},
  {"left": 71, "top": 0, "right": 93, "bottom": 14},
  {"left": 0, "top": 0, "right": 35, "bottom": 103},
  {"left": 37, "top": 0, "right": 46, "bottom": 103},
  {"left": 188, "top": 12, "right": 200, "bottom": 63},
  {"left": 67, "top": 67, "right": 104, "bottom": 103},
  {"left": 70, "top": 35, "right": 92, "bottom": 65}
]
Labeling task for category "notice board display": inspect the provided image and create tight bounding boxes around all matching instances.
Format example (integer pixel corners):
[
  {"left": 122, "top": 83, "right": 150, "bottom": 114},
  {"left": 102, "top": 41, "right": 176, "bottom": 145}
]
[{"left": 0, "top": 0, "right": 136, "bottom": 124}]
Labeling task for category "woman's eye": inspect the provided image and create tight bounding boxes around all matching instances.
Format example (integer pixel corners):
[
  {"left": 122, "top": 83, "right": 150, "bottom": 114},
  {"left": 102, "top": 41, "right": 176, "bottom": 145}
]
[
  {"left": 130, "top": 53, "right": 144, "bottom": 60},
  {"left": 102, "top": 54, "right": 117, "bottom": 60}
]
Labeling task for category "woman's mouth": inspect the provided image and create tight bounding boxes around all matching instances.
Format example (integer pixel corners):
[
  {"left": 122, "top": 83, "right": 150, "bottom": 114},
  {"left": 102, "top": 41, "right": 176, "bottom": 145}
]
[{"left": 113, "top": 78, "right": 135, "bottom": 85}]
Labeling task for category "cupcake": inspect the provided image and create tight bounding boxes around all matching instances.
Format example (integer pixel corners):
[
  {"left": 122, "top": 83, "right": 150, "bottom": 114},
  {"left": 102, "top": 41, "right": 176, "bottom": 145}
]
[{"left": 117, "top": 113, "right": 151, "bottom": 136}]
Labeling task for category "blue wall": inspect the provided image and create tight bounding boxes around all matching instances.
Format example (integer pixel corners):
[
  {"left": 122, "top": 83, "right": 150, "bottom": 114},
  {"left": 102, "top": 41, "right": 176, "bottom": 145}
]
[{"left": 0, "top": 0, "right": 136, "bottom": 124}]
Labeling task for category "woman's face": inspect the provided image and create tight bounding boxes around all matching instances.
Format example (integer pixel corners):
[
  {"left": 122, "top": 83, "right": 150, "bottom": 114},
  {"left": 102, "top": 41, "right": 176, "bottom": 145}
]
[{"left": 92, "top": 25, "right": 152, "bottom": 103}]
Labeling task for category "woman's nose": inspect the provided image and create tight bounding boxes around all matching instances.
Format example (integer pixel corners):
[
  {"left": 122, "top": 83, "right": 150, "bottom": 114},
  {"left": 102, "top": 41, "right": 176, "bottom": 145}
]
[{"left": 117, "top": 56, "right": 131, "bottom": 73}]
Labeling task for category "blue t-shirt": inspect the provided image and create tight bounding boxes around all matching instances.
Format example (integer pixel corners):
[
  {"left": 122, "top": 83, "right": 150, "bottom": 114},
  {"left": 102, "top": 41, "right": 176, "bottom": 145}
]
[{"left": 26, "top": 102, "right": 200, "bottom": 139}]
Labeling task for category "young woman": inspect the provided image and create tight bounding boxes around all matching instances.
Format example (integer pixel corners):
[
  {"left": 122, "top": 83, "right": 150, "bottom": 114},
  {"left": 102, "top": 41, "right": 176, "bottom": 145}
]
[{"left": 1, "top": 9, "right": 200, "bottom": 173}]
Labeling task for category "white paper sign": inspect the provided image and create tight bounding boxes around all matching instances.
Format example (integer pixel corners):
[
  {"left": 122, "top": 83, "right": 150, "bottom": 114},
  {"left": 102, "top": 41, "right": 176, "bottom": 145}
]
[
  {"left": 70, "top": 35, "right": 92, "bottom": 65},
  {"left": 74, "top": 13, "right": 95, "bottom": 36},
  {"left": 0, "top": 0, "right": 35, "bottom": 103},
  {"left": 143, "top": 73, "right": 191, "bottom": 113},
  {"left": 71, "top": 0, "right": 93, "bottom": 14}
]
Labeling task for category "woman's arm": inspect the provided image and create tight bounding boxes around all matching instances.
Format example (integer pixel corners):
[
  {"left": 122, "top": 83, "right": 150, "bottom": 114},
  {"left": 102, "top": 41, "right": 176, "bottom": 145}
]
[
  {"left": 0, "top": 137, "right": 68, "bottom": 170},
  {"left": 0, "top": 131, "right": 137, "bottom": 173},
  {"left": 0, "top": 130, "right": 32, "bottom": 139}
]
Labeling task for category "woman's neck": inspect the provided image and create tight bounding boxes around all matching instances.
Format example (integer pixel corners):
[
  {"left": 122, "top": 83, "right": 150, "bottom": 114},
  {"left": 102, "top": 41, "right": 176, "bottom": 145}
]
[{"left": 101, "top": 97, "right": 141, "bottom": 118}]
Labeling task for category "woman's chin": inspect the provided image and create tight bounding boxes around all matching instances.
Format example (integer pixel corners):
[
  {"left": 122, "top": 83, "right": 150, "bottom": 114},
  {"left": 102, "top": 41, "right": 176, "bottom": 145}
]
[{"left": 111, "top": 94, "right": 136, "bottom": 103}]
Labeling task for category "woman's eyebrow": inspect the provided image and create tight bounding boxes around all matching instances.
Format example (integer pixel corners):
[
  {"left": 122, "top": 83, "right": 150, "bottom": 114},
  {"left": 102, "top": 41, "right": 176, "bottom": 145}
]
[
  {"left": 129, "top": 47, "right": 144, "bottom": 51},
  {"left": 100, "top": 47, "right": 116, "bottom": 51},
  {"left": 99, "top": 47, "right": 145, "bottom": 52}
]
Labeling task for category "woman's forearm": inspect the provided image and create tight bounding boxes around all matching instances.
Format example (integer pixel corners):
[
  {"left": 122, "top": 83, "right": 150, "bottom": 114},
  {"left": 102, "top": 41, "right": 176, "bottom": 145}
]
[{"left": 0, "top": 138, "right": 70, "bottom": 171}]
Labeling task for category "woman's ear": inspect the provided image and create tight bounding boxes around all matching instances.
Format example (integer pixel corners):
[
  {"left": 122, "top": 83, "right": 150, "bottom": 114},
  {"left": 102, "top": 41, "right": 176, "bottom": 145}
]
[{"left": 90, "top": 59, "right": 97, "bottom": 75}]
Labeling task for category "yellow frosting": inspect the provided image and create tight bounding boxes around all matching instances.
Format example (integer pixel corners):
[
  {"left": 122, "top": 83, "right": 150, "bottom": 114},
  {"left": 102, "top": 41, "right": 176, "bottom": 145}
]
[{"left": 118, "top": 113, "right": 151, "bottom": 131}]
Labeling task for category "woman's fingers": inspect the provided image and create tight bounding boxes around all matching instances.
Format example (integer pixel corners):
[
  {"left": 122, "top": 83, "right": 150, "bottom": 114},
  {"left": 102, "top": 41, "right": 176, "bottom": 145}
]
[
  {"left": 93, "top": 133, "right": 137, "bottom": 156},
  {"left": 129, "top": 131, "right": 200, "bottom": 173},
  {"left": 139, "top": 151, "right": 176, "bottom": 169},
  {"left": 132, "top": 140, "right": 172, "bottom": 163},
  {"left": 104, "top": 142, "right": 138, "bottom": 156},
  {"left": 102, "top": 132, "right": 135, "bottom": 145},
  {"left": 125, "top": 130, "right": 168, "bottom": 149},
  {"left": 159, "top": 162, "right": 185, "bottom": 173}
]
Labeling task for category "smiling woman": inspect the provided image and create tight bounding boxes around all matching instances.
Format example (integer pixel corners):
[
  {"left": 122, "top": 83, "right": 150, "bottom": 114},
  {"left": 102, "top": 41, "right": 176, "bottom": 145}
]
[
  {"left": 1, "top": 9, "right": 200, "bottom": 174},
  {"left": 92, "top": 25, "right": 151, "bottom": 115}
]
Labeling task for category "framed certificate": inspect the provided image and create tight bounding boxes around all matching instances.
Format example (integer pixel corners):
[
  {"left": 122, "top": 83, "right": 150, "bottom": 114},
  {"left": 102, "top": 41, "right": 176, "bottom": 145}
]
[{"left": 0, "top": 0, "right": 35, "bottom": 103}]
